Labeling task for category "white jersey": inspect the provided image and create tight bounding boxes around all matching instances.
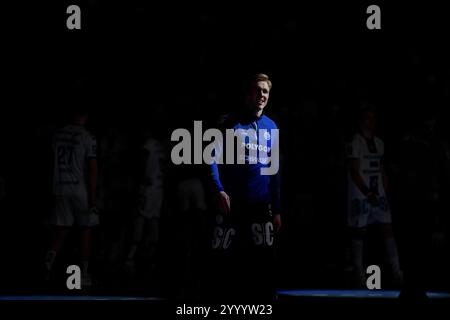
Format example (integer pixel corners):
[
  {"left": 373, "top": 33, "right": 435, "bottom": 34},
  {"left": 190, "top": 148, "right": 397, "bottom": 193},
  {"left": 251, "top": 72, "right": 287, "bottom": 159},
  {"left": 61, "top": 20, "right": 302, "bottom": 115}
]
[
  {"left": 346, "top": 133, "right": 390, "bottom": 227},
  {"left": 53, "top": 125, "right": 97, "bottom": 196},
  {"left": 139, "top": 138, "right": 166, "bottom": 219}
]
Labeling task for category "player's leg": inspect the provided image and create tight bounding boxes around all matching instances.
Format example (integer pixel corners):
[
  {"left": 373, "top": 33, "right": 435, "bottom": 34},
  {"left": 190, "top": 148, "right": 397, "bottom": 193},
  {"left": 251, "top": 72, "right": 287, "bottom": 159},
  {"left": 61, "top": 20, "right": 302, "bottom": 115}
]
[
  {"left": 347, "top": 198, "right": 369, "bottom": 286},
  {"left": 44, "top": 227, "right": 70, "bottom": 274},
  {"left": 380, "top": 223, "right": 403, "bottom": 284},
  {"left": 208, "top": 211, "right": 238, "bottom": 302},
  {"left": 80, "top": 227, "right": 92, "bottom": 276},
  {"left": 371, "top": 202, "right": 403, "bottom": 285},
  {"left": 127, "top": 185, "right": 162, "bottom": 264},
  {"left": 44, "top": 196, "right": 73, "bottom": 276},
  {"left": 184, "top": 179, "right": 207, "bottom": 295},
  {"left": 349, "top": 226, "right": 367, "bottom": 287},
  {"left": 397, "top": 198, "right": 430, "bottom": 300},
  {"left": 190, "top": 185, "right": 208, "bottom": 298},
  {"left": 174, "top": 179, "right": 208, "bottom": 299},
  {"left": 143, "top": 217, "right": 159, "bottom": 261},
  {"left": 241, "top": 204, "right": 276, "bottom": 302},
  {"left": 74, "top": 195, "right": 99, "bottom": 288},
  {"left": 126, "top": 214, "right": 146, "bottom": 266}
]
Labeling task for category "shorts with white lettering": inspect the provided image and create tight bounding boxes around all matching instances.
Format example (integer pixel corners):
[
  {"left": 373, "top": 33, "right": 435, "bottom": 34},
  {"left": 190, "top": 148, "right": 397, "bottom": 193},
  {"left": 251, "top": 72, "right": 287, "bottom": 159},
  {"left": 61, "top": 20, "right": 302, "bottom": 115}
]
[{"left": 207, "top": 203, "right": 276, "bottom": 302}]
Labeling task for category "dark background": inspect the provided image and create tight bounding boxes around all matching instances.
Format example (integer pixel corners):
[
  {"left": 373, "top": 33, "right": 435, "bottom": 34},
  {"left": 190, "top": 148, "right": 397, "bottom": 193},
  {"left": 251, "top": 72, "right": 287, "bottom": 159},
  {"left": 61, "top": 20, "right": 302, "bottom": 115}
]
[{"left": 1, "top": 1, "right": 449, "bottom": 298}]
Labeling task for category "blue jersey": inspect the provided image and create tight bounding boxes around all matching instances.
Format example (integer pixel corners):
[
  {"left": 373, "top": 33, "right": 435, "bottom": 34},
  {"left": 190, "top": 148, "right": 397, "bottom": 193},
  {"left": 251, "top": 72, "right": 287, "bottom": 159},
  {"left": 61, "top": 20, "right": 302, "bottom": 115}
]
[{"left": 210, "top": 113, "right": 281, "bottom": 214}]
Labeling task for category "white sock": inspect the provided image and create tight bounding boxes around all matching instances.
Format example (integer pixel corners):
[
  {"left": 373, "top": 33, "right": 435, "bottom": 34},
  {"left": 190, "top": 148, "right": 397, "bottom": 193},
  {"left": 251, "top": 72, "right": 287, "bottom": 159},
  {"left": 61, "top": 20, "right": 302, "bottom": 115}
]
[
  {"left": 44, "top": 250, "right": 57, "bottom": 271},
  {"left": 132, "top": 216, "right": 145, "bottom": 243},
  {"left": 127, "top": 244, "right": 138, "bottom": 261},
  {"left": 351, "top": 238, "right": 364, "bottom": 281},
  {"left": 108, "top": 242, "right": 121, "bottom": 263},
  {"left": 385, "top": 236, "right": 402, "bottom": 276},
  {"left": 81, "top": 260, "right": 89, "bottom": 275}
]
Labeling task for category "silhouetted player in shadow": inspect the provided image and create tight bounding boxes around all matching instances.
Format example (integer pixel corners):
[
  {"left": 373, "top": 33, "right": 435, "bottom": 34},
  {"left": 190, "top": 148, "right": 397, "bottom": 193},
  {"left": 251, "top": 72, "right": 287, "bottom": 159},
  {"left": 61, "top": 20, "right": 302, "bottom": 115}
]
[
  {"left": 124, "top": 129, "right": 166, "bottom": 291},
  {"left": 43, "top": 108, "right": 99, "bottom": 289},
  {"left": 346, "top": 105, "right": 402, "bottom": 287},
  {"left": 394, "top": 109, "right": 450, "bottom": 301}
]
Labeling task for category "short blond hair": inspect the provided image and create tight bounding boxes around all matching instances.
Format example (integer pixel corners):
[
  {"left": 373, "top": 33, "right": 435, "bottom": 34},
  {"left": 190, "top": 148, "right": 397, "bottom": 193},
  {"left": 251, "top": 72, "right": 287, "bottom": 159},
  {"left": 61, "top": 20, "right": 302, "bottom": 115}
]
[
  {"left": 245, "top": 73, "right": 272, "bottom": 92},
  {"left": 252, "top": 73, "right": 272, "bottom": 89}
]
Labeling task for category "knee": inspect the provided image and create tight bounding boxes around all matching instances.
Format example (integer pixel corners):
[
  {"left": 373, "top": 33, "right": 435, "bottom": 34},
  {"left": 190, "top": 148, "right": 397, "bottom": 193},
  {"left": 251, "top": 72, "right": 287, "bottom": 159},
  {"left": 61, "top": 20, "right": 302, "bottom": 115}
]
[
  {"left": 381, "top": 224, "right": 394, "bottom": 238},
  {"left": 351, "top": 227, "right": 367, "bottom": 239}
]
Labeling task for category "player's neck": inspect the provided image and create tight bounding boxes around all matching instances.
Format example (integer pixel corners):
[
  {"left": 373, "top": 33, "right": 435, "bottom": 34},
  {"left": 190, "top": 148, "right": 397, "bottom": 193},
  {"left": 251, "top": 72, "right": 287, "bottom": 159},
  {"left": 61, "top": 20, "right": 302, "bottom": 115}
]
[
  {"left": 249, "top": 108, "right": 263, "bottom": 119},
  {"left": 361, "top": 129, "right": 374, "bottom": 139},
  {"left": 71, "top": 120, "right": 85, "bottom": 127},
  {"left": 240, "top": 109, "right": 263, "bottom": 121}
]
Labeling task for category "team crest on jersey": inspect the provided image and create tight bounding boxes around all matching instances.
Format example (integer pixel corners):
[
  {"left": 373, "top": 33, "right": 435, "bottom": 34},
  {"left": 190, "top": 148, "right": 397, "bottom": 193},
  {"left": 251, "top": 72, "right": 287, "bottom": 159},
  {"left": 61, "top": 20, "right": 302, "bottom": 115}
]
[{"left": 263, "top": 131, "right": 271, "bottom": 140}]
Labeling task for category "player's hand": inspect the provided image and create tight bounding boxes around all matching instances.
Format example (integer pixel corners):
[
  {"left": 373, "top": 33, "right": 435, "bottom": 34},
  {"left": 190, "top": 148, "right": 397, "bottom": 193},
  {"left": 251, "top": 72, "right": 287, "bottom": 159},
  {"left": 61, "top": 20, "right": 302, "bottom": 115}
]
[
  {"left": 273, "top": 214, "right": 282, "bottom": 233},
  {"left": 216, "top": 191, "right": 231, "bottom": 216},
  {"left": 90, "top": 206, "right": 99, "bottom": 215},
  {"left": 367, "top": 192, "right": 379, "bottom": 206},
  {"left": 88, "top": 197, "right": 97, "bottom": 210}
]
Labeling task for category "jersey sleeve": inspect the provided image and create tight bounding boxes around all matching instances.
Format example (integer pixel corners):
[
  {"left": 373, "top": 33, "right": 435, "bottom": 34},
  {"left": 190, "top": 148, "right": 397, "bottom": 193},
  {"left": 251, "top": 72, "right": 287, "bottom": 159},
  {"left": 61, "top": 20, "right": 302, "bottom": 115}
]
[
  {"left": 268, "top": 122, "right": 281, "bottom": 214},
  {"left": 378, "top": 138, "right": 385, "bottom": 156},
  {"left": 210, "top": 163, "right": 224, "bottom": 193},
  {"left": 209, "top": 136, "right": 225, "bottom": 192},
  {"left": 208, "top": 115, "right": 228, "bottom": 193},
  {"left": 270, "top": 168, "right": 281, "bottom": 214},
  {"left": 378, "top": 138, "right": 385, "bottom": 165},
  {"left": 346, "top": 136, "right": 363, "bottom": 159}
]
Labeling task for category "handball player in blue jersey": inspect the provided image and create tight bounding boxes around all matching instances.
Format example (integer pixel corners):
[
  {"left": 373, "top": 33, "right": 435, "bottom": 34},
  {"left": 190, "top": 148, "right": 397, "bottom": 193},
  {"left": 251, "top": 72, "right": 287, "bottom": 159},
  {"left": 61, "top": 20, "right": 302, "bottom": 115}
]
[{"left": 208, "top": 73, "right": 281, "bottom": 302}]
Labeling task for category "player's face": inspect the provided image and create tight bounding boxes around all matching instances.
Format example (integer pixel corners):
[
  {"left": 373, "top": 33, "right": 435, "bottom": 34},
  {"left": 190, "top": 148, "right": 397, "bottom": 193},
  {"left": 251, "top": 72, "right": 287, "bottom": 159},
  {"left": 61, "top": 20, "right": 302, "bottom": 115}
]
[
  {"left": 247, "top": 81, "right": 270, "bottom": 114},
  {"left": 362, "top": 112, "right": 377, "bottom": 132},
  {"left": 424, "top": 118, "right": 436, "bottom": 133}
]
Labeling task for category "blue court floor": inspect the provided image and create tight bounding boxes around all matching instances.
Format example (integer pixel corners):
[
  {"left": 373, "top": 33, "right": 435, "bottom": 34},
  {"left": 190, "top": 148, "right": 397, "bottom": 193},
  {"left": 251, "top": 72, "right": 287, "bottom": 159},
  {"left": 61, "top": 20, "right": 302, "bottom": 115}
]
[
  {"left": 276, "top": 289, "right": 450, "bottom": 299},
  {"left": 0, "top": 295, "right": 165, "bottom": 301},
  {"left": 1, "top": 290, "right": 450, "bottom": 300}
]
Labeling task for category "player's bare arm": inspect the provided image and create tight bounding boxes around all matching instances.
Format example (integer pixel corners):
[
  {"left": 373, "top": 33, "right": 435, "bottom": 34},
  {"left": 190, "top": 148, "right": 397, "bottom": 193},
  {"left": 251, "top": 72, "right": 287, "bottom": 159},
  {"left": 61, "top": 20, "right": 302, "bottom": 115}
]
[
  {"left": 140, "top": 149, "right": 151, "bottom": 186},
  {"left": 381, "top": 162, "right": 389, "bottom": 194},
  {"left": 349, "top": 158, "right": 378, "bottom": 205},
  {"left": 88, "top": 158, "right": 98, "bottom": 209}
]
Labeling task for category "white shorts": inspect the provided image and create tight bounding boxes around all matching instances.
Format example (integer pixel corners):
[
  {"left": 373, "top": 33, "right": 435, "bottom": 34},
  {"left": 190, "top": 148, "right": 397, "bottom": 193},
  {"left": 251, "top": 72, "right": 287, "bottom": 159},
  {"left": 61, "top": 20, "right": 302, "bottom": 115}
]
[
  {"left": 51, "top": 194, "right": 99, "bottom": 227},
  {"left": 139, "top": 186, "right": 164, "bottom": 219},
  {"left": 347, "top": 195, "right": 392, "bottom": 228}
]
